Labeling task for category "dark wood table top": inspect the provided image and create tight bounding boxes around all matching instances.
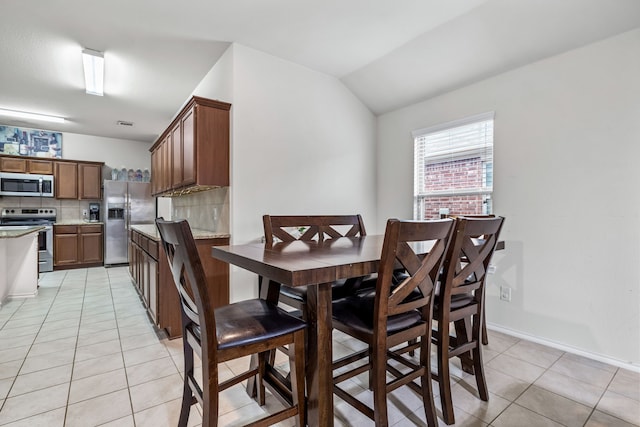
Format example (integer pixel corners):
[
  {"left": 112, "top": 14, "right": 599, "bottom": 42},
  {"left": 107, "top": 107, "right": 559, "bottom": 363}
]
[
  {"left": 211, "top": 235, "right": 391, "bottom": 286},
  {"left": 211, "top": 235, "right": 503, "bottom": 285}
]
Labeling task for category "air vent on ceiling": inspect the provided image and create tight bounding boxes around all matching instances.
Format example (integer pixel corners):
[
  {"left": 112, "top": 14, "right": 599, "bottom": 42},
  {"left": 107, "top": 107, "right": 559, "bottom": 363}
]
[{"left": 116, "top": 120, "right": 134, "bottom": 127}]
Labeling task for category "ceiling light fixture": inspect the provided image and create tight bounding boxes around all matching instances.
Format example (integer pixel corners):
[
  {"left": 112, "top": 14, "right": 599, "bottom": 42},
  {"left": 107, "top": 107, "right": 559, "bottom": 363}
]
[
  {"left": 82, "top": 48, "right": 104, "bottom": 96},
  {"left": 0, "top": 108, "right": 65, "bottom": 124}
]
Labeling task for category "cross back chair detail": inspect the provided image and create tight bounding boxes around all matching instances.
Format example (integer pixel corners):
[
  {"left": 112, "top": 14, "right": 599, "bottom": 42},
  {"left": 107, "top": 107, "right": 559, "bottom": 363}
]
[
  {"left": 156, "top": 218, "right": 307, "bottom": 427},
  {"left": 432, "top": 216, "right": 504, "bottom": 425},
  {"left": 331, "top": 218, "right": 455, "bottom": 427},
  {"left": 262, "top": 214, "right": 370, "bottom": 312}
]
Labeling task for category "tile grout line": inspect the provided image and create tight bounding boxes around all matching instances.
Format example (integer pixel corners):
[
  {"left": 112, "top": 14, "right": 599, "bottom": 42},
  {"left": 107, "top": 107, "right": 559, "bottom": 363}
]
[
  {"left": 108, "top": 267, "right": 139, "bottom": 427},
  {"left": 0, "top": 270, "right": 68, "bottom": 424},
  {"left": 62, "top": 268, "right": 89, "bottom": 427}
]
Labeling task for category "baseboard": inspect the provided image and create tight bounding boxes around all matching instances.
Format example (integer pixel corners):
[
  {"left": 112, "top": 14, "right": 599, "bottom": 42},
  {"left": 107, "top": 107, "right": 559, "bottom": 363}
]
[{"left": 486, "top": 323, "right": 640, "bottom": 373}]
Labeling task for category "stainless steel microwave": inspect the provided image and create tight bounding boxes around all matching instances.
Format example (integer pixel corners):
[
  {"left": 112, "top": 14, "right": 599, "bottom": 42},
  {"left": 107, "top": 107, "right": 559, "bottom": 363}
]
[{"left": 0, "top": 172, "right": 54, "bottom": 197}]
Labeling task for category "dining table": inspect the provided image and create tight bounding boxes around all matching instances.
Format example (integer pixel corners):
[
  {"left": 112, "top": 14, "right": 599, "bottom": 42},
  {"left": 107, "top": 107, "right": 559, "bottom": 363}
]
[
  {"left": 211, "top": 235, "right": 389, "bottom": 426},
  {"left": 211, "top": 234, "right": 505, "bottom": 426}
]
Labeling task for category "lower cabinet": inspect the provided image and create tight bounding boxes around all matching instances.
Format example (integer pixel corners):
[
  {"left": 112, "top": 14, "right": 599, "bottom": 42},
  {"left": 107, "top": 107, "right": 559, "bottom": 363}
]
[
  {"left": 54, "top": 224, "right": 103, "bottom": 268},
  {"left": 129, "top": 229, "right": 229, "bottom": 339}
]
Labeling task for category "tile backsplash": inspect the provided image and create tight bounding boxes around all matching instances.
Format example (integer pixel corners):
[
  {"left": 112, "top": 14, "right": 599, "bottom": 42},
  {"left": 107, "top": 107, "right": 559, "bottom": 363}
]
[
  {"left": 171, "top": 187, "right": 229, "bottom": 233},
  {"left": 0, "top": 196, "right": 98, "bottom": 222}
]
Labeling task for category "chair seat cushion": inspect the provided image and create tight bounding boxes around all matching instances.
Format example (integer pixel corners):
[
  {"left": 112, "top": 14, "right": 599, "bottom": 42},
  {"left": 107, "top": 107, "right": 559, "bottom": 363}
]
[
  {"left": 434, "top": 293, "right": 476, "bottom": 311},
  {"left": 280, "top": 275, "right": 377, "bottom": 303},
  {"left": 332, "top": 292, "right": 423, "bottom": 336},
  {"left": 214, "top": 299, "right": 306, "bottom": 350}
]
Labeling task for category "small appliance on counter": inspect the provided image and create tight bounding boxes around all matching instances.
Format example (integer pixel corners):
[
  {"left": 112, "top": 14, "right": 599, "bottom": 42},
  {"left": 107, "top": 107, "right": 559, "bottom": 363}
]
[{"left": 89, "top": 203, "right": 100, "bottom": 222}]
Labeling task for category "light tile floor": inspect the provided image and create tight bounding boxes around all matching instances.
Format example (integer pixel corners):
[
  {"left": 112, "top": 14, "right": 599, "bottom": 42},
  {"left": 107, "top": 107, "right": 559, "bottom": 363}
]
[{"left": 0, "top": 266, "right": 637, "bottom": 426}]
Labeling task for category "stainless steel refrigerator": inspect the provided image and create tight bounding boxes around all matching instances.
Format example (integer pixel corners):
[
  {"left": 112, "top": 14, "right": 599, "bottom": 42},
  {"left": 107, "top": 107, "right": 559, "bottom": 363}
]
[{"left": 103, "top": 180, "right": 155, "bottom": 265}]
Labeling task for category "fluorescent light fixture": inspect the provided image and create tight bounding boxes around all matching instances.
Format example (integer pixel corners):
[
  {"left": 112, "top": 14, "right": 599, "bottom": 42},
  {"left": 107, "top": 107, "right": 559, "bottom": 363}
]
[
  {"left": 0, "top": 108, "right": 65, "bottom": 123},
  {"left": 82, "top": 48, "right": 104, "bottom": 96}
]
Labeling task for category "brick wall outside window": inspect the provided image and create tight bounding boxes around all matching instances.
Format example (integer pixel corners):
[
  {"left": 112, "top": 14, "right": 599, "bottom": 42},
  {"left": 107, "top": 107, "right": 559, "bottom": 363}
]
[{"left": 421, "top": 157, "right": 485, "bottom": 220}]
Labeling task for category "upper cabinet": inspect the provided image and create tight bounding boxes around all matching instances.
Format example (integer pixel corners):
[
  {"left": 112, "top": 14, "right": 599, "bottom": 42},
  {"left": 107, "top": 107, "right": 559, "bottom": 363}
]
[
  {"left": 54, "top": 161, "right": 78, "bottom": 199},
  {"left": 150, "top": 96, "right": 230, "bottom": 196},
  {"left": 78, "top": 163, "right": 102, "bottom": 200},
  {"left": 0, "top": 156, "right": 53, "bottom": 174},
  {"left": 0, "top": 154, "right": 104, "bottom": 200},
  {"left": 53, "top": 160, "right": 103, "bottom": 200}
]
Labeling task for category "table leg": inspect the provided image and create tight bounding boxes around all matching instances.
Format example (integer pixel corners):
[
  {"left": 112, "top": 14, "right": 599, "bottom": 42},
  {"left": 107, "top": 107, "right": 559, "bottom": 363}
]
[{"left": 305, "top": 282, "right": 334, "bottom": 427}]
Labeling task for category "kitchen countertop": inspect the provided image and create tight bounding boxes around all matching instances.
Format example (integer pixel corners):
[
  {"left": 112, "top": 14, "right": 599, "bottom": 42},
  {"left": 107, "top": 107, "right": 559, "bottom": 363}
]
[
  {"left": 0, "top": 226, "right": 45, "bottom": 239},
  {"left": 131, "top": 224, "right": 230, "bottom": 241}
]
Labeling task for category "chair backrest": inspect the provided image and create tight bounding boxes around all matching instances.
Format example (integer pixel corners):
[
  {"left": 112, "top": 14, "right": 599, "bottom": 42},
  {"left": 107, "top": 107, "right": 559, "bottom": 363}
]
[
  {"left": 375, "top": 219, "right": 455, "bottom": 329},
  {"left": 440, "top": 216, "right": 504, "bottom": 302},
  {"left": 263, "top": 214, "right": 366, "bottom": 245},
  {"left": 155, "top": 218, "right": 216, "bottom": 356}
]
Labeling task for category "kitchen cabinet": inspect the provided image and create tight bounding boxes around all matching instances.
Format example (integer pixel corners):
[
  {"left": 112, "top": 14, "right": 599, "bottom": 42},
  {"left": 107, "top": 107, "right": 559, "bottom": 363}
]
[
  {"left": 150, "top": 96, "right": 230, "bottom": 196},
  {"left": 0, "top": 156, "right": 27, "bottom": 173},
  {"left": 54, "top": 160, "right": 102, "bottom": 200},
  {"left": 130, "top": 229, "right": 168, "bottom": 335},
  {"left": 54, "top": 224, "right": 103, "bottom": 268},
  {"left": 79, "top": 224, "right": 103, "bottom": 263},
  {"left": 171, "top": 122, "right": 182, "bottom": 188},
  {"left": 129, "top": 227, "right": 229, "bottom": 338},
  {"left": 0, "top": 154, "right": 102, "bottom": 200},
  {"left": 78, "top": 163, "right": 102, "bottom": 199},
  {"left": 27, "top": 159, "right": 54, "bottom": 174},
  {"left": 0, "top": 156, "right": 53, "bottom": 174},
  {"left": 54, "top": 161, "right": 78, "bottom": 199}
]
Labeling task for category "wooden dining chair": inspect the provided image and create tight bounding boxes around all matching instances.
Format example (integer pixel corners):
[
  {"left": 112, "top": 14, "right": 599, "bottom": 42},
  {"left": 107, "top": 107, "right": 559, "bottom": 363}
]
[
  {"left": 155, "top": 218, "right": 307, "bottom": 427},
  {"left": 457, "top": 214, "right": 496, "bottom": 345},
  {"left": 331, "top": 218, "right": 455, "bottom": 427},
  {"left": 262, "top": 214, "right": 371, "bottom": 314},
  {"left": 432, "top": 216, "right": 504, "bottom": 425}
]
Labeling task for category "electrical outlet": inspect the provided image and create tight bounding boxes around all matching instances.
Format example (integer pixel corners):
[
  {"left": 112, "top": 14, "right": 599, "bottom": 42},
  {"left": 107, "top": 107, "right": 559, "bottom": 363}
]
[
  {"left": 488, "top": 264, "right": 497, "bottom": 274},
  {"left": 500, "top": 286, "right": 512, "bottom": 302},
  {"left": 82, "top": 209, "right": 88, "bottom": 218}
]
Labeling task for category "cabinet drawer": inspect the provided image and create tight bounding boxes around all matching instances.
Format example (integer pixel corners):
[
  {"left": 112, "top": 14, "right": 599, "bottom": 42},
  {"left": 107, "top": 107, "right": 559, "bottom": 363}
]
[
  {"left": 55, "top": 225, "right": 77, "bottom": 234},
  {"left": 80, "top": 224, "right": 102, "bottom": 234}
]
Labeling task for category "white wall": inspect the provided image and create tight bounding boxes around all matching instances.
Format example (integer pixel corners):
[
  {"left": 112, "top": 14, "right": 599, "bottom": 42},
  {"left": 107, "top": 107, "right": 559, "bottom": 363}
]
[
  {"left": 62, "top": 132, "right": 152, "bottom": 175},
  {"left": 193, "top": 44, "right": 378, "bottom": 302},
  {"left": 377, "top": 29, "right": 640, "bottom": 365}
]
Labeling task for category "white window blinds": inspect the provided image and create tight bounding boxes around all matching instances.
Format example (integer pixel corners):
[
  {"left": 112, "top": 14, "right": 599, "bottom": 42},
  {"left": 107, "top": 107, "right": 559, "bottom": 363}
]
[{"left": 413, "top": 112, "right": 494, "bottom": 220}]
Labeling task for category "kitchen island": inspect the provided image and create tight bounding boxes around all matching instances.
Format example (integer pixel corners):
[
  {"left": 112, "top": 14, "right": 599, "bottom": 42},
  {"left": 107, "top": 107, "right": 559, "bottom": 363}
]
[
  {"left": 0, "top": 226, "right": 43, "bottom": 305},
  {"left": 129, "top": 224, "right": 230, "bottom": 338}
]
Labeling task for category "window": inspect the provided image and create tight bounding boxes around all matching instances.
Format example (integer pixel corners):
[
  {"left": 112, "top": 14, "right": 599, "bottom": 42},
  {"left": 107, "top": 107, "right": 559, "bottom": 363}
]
[{"left": 413, "top": 112, "right": 494, "bottom": 220}]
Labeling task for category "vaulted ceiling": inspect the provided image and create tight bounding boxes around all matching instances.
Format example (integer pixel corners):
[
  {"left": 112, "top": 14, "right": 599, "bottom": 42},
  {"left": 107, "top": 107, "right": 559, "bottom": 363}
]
[{"left": 1, "top": 0, "right": 639, "bottom": 142}]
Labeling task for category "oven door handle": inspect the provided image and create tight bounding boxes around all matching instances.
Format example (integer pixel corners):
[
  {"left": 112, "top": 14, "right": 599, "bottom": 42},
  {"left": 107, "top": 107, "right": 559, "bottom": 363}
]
[{"left": 38, "top": 177, "right": 43, "bottom": 195}]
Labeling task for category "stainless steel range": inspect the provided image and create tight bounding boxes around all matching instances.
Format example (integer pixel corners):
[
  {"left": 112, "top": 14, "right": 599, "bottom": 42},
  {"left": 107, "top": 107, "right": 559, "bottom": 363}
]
[{"left": 0, "top": 207, "right": 56, "bottom": 272}]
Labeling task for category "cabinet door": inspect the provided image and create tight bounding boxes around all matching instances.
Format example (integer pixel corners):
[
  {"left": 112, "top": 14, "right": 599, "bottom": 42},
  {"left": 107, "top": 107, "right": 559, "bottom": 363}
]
[
  {"left": 128, "top": 239, "right": 134, "bottom": 277},
  {"left": 27, "top": 159, "right": 53, "bottom": 174},
  {"left": 79, "top": 163, "right": 102, "bottom": 200},
  {"left": 54, "top": 233, "right": 79, "bottom": 266},
  {"left": 171, "top": 122, "right": 183, "bottom": 188},
  {"left": 148, "top": 259, "right": 158, "bottom": 321},
  {"left": 79, "top": 230, "right": 103, "bottom": 263},
  {"left": 181, "top": 106, "right": 196, "bottom": 186},
  {"left": 0, "top": 157, "right": 27, "bottom": 173},
  {"left": 150, "top": 148, "right": 160, "bottom": 195},
  {"left": 54, "top": 161, "right": 78, "bottom": 199},
  {"left": 160, "top": 136, "right": 171, "bottom": 193}
]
